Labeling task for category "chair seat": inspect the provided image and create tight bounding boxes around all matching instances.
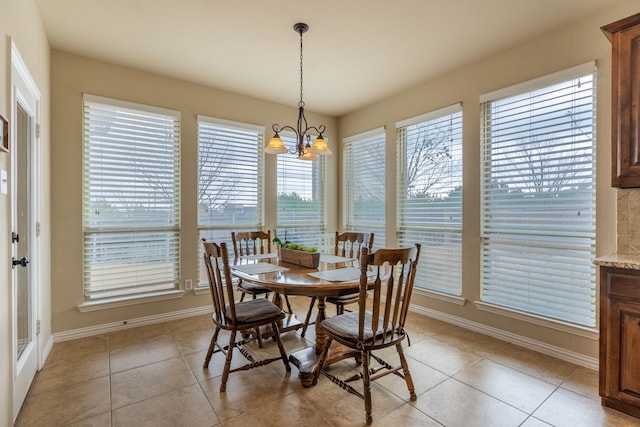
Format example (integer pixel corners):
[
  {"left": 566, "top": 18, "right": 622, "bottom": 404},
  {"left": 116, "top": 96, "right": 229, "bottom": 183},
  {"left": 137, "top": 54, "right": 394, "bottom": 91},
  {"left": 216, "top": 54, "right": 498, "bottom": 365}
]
[
  {"left": 226, "top": 298, "right": 284, "bottom": 323},
  {"left": 327, "top": 293, "right": 359, "bottom": 304},
  {"left": 321, "top": 311, "right": 393, "bottom": 344},
  {"left": 237, "top": 281, "right": 271, "bottom": 294}
]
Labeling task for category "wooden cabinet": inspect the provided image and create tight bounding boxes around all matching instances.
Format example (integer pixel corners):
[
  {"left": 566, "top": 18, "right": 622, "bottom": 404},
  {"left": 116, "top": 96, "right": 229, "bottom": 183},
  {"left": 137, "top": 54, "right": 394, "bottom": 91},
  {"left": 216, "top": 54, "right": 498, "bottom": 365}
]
[
  {"left": 602, "top": 13, "right": 640, "bottom": 188},
  {"left": 600, "top": 266, "right": 640, "bottom": 418}
]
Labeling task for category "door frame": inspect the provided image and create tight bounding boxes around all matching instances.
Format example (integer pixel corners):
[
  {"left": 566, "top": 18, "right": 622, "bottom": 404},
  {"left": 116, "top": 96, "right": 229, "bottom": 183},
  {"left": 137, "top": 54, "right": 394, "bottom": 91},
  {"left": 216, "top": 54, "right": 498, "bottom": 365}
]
[{"left": 10, "top": 39, "right": 42, "bottom": 421}]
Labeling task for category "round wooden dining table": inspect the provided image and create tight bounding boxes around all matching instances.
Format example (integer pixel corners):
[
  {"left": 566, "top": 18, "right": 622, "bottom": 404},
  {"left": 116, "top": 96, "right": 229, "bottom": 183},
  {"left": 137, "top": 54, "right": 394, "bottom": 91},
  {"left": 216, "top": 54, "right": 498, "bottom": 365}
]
[{"left": 230, "top": 255, "right": 362, "bottom": 387}]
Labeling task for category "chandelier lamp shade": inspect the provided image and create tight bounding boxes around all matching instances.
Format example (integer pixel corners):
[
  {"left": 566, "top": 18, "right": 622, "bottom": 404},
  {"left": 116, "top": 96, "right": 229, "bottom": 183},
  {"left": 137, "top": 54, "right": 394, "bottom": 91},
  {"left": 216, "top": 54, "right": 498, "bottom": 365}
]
[{"left": 264, "top": 22, "right": 332, "bottom": 160}]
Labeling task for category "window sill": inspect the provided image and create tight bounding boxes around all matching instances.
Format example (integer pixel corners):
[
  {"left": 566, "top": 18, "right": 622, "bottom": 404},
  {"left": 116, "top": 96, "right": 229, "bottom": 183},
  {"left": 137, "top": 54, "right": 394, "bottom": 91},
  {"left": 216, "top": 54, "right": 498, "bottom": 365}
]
[
  {"left": 193, "top": 286, "right": 210, "bottom": 296},
  {"left": 414, "top": 288, "right": 466, "bottom": 305},
  {"left": 78, "top": 290, "right": 185, "bottom": 313},
  {"left": 474, "top": 300, "right": 598, "bottom": 340}
]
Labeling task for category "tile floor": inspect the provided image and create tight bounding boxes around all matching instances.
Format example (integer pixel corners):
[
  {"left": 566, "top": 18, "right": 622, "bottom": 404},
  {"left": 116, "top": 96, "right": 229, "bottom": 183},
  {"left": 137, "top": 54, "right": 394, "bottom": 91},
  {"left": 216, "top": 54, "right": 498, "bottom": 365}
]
[{"left": 15, "top": 296, "right": 640, "bottom": 427}]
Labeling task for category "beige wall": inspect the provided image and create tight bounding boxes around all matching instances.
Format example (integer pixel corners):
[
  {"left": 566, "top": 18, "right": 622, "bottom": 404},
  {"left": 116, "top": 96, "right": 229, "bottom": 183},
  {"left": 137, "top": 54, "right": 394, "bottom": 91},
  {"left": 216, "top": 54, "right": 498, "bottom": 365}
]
[
  {"left": 47, "top": 0, "right": 638, "bottom": 367},
  {"left": 1, "top": 0, "right": 50, "bottom": 425},
  {"left": 338, "top": 1, "right": 639, "bottom": 360},
  {"left": 50, "top": 51, "right": 339, "bottom": 333}
]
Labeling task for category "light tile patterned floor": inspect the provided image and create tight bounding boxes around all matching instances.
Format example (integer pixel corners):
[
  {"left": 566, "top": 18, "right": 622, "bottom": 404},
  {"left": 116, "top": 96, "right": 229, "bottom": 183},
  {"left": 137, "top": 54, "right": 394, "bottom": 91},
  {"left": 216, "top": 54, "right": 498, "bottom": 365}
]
[{"left": 15, "top": 297, "right": 640, "bottom": 426}]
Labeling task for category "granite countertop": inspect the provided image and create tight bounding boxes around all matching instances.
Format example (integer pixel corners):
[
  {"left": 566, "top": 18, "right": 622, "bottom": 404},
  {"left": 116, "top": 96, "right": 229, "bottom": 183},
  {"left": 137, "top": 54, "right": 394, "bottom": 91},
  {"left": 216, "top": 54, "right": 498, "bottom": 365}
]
[{"left": 594, "top": 253, "right": 640, "bottom": 269}]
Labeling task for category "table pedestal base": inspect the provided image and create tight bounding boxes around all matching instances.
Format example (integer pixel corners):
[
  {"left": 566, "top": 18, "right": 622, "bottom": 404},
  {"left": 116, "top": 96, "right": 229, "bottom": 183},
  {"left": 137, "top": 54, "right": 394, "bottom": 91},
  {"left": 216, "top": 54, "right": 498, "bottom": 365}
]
[
  {"left": 289, "top": 347, "right": 319, "bottom": 387},
  {"left": 289, "top": 343, "right": 360, "bottom": 387}
]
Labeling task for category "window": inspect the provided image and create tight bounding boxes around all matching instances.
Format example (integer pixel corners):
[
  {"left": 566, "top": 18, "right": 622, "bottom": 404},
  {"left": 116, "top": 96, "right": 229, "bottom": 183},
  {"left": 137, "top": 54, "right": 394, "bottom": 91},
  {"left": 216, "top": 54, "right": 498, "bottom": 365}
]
[
  {"left": 276, "top": 134, "right": 325, "bottom": 248},
  {"left": 480, "top": 63, "right": 596, "bottom": 327},
  {"left": 343, "top": 128, "right": 386, "bottom": 248},
  {"left": 397, "top": 104, "right": 463, "bottom": 295},
  {"left": 197, "top": 116, "right": 264, "bottom": 285},
  {"left": 83, "top": 94, "right": 180, "bottom": 302}
]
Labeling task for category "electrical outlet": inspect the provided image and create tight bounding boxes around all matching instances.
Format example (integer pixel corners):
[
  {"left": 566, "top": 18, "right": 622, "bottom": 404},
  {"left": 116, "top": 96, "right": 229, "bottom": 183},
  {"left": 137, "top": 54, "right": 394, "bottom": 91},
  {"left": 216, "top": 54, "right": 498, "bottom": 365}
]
[{"left": 185, "top": 279, "right": 193, "bottom": 290}]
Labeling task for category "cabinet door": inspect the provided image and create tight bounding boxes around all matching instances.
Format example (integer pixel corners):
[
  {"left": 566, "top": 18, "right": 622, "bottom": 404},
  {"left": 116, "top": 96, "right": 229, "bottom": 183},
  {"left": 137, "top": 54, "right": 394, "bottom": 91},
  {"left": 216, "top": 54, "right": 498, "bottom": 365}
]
[
  {"left": 608, "top": 299, "right": 640, "bottom": 405},
  {"left": 602, "top": 13, "right": 640, "bottom": 187}
]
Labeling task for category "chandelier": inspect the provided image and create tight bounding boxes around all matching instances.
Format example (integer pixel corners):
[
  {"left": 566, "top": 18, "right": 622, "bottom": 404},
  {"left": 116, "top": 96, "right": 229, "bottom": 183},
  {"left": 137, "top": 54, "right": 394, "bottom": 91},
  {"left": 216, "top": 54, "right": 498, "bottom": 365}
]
[{"left": 264, "top": 22, "right": 332, "bottom": 160}]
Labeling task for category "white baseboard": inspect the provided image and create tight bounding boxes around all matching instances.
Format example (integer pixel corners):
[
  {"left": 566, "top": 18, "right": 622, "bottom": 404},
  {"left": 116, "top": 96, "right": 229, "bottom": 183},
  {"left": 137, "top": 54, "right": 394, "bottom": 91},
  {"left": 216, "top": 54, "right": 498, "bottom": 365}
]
[
  {"left": 50, "top": 303, "right": 598, "bottom": 371},
  {"left": 409, "top": 304, "right": 599, "bottom": 371},
  {"left": 52, "top": 306, "right": 213, "bottom": 343}
]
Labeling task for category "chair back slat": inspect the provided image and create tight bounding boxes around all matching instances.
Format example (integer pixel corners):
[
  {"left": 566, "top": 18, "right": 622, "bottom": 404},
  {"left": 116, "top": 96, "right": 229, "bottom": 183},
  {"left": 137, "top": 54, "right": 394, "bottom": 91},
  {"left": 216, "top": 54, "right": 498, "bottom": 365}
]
[
  {"left": 335, "top": 231, "right": 374, "bottom": 259},
  {"left": 358, "top": 244, "right": 421, "bottom": 344},
  {"left": 202, "top": 240, "right": 237, "bottom": 324},
  {"left": 371, "top": 273, "right": 382, "bottom": 338},
  {"left": 401, "top": 253, "right": 419, "bottom": 324},
  {"left": 232, "top": 230, "right": 271, "bottom": 257},
  {"left": 385, "top": 265, "right": 398, "bottom": 332},
  {"left": 390, "top": 264, "right": 404, "bottom": 329}
]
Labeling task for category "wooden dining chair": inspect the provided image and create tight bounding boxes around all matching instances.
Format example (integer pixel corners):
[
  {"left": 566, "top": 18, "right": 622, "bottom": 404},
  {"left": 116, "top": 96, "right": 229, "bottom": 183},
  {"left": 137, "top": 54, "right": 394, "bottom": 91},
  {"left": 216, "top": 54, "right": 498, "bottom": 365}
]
[
  {"left": 300, "top": 231, "right": 375, "bottom": 337},
  {"left": 231, "top": 230, "right": 293, "bottom": 346},
  {"left": 201, "top": 240, "right": 290, "bottom": 392},
  {"left": 231, "top": 230, "right": 273, "bottom": 302},
  {"left": 316, "top": 244, "right": 421, "bottom": 425}
]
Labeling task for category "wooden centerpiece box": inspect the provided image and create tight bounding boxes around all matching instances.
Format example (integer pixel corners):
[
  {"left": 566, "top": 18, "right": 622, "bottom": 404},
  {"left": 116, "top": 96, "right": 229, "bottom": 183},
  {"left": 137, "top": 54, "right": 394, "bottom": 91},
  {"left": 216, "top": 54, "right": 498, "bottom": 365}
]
[{"left": 278, "top": 247, "right": 320, "bottom": 268}]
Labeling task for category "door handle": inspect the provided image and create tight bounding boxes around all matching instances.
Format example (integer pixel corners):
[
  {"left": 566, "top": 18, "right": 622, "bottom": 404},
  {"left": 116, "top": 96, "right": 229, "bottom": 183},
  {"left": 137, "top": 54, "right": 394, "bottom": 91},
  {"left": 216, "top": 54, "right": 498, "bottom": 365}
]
[{"left": 12, "top": 257, "right": 30, "bottom": 268}]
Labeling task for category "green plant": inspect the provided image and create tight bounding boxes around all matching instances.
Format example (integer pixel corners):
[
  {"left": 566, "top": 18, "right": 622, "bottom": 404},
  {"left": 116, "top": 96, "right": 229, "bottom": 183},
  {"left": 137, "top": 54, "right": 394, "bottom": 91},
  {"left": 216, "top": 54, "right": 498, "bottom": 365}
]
[{"left": 272, "top": 237, "right": 317, "bottom": 253}]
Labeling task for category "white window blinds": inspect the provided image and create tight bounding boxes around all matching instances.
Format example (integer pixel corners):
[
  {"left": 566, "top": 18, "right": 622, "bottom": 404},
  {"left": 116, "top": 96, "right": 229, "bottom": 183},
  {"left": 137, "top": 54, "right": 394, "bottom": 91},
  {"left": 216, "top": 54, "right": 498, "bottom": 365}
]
[
  {"left": 276, "top": 134, "right": 325, "bottom": 248},
  {"left": 480, "top": 63, "right": 596, "bottom": 327},
  {"left": 198, "top": 116, "right": 264, "bottom": 229},
  {"left": 397, "top": 104, "right": 463, "bottom": 295},
  {"left": 197, "top": 116, "right": 264, "bottom": 284},
  {"left": 83, "top": 94, "right": 181, "bottom": 301},
  {"left": 343, "top": 128, "right": 386, "bottom": 248}
]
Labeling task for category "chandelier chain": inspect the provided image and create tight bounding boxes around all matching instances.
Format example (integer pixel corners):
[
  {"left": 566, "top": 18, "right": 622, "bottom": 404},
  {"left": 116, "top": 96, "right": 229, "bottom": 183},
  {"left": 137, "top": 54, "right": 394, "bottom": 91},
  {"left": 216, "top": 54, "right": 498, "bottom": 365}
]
[{"left": 299, "top": 28, "right": 304, "bottom": 108}]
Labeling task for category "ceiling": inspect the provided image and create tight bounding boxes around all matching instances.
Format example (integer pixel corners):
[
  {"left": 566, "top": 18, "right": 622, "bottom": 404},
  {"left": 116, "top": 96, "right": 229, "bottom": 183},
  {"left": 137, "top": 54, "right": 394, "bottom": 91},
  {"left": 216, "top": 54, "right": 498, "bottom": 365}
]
[{"left": 35, "top": 0, "right": 616, "bottom": 117}]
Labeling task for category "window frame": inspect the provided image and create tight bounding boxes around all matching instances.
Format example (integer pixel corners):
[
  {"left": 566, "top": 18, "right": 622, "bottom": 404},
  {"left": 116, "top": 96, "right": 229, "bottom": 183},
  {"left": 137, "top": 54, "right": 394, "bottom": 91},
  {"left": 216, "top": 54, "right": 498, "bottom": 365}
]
[
  {"left": 396, "top": 103, "right": 464, "bottom": 297},
  {"left": 478, "top": 62, "right": 597, "bottom": 329},
  {"left": 196, "top": 115, "right": 265, "bottom": 287},
  {"left": 343, "top": 127, "right": 386, "bottom": 248},
  {"left": 80, "top": 94, "right": 181, "bottom": 309}
]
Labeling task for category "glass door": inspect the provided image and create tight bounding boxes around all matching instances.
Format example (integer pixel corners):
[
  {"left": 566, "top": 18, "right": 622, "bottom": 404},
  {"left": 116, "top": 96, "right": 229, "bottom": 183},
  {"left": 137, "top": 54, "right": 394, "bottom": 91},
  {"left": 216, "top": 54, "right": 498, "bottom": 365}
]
[{"left": 11, "top": 42, "right": 40, "bottom": 421}]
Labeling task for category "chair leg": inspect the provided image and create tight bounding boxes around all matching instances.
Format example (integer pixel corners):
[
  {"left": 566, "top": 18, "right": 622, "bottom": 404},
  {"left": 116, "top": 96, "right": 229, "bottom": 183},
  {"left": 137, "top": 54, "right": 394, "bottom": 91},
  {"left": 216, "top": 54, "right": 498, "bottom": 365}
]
[
  {"left": 336, "top": 303, "right": 344, "bottom": 315},
  {"left": 396, "top": 342, "right": 417, "bottom": 401},
  {"left": 239, "top": 292, "right": 246, "bottom": 302},
  {"left": 255, "top": 326, "right": 264, "bottom": 348},
  {"left": 362, "top": 350, "right": 373, "bottom": 425},
  {"left": 203, "top": 326, "right": 221, "bottom": 368},
  {"left": 271, "top": 322, "right": 291, "bottom": 372},
  {"left": 220, "top": 330, "right": 237, "bottom": 392},
  {"left": 301, "top": 297, "right": 316, "bottom": 338}
]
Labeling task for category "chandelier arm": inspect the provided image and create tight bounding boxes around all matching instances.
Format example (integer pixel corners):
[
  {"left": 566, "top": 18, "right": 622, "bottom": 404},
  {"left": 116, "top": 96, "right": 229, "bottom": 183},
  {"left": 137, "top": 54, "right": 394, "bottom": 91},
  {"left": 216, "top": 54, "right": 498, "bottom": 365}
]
[
  {"left": 272, "top": 124, "right": 296, "bottom": 133},
  {"left": 303, "top": 125, "right": 327, "bottom": 136},
  {"left": 270, "top": 124, "right": 303, "bottom": 156},
  {"left": 272, "top": 124, "right": 297, "bottom": 135},
  {"left": 273, "top": 124, "right": 326, "bottom": 138}
]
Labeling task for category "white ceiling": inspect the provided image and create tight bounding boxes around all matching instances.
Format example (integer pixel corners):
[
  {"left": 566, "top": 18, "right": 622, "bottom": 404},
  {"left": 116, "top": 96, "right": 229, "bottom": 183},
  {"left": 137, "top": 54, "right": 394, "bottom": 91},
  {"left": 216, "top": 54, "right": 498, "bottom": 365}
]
[{"left": 35, "top": 0, "right": 616, "bottom": 117}]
